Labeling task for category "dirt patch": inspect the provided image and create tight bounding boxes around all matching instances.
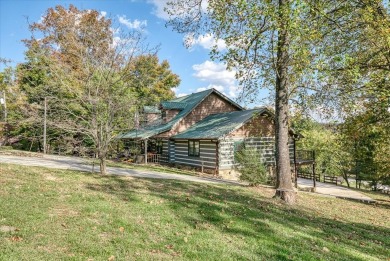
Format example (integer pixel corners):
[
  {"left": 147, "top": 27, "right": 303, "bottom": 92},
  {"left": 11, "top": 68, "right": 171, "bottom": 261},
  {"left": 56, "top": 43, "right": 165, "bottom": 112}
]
[{"left": 44, "top": 174, "right": 59, "bottom": 181}]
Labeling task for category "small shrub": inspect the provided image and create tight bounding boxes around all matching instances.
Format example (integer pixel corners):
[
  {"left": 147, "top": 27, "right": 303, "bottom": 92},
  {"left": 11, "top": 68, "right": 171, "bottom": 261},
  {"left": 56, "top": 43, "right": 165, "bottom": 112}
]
[{"left": 235, "top": 147, "right": 269, "bottom": 186}]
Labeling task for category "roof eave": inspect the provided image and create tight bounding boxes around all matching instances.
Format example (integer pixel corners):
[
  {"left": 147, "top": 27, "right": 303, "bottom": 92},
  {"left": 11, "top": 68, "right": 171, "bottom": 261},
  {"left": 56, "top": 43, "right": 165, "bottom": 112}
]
[{"left": 171, "top": 137, "right": 220, "bottom": 140}]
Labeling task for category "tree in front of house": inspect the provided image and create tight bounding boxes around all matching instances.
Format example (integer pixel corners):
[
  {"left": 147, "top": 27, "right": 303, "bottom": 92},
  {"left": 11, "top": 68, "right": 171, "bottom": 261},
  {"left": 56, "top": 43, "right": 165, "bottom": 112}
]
[
  {"left": 166, "top": 0, "right": 310, "bottom": 204},
  {"left": 20, "top": 5, "right": 180, "bottom": 174},
  {"left": 163, "top": 1, "right": 348, "bottom": 203}
]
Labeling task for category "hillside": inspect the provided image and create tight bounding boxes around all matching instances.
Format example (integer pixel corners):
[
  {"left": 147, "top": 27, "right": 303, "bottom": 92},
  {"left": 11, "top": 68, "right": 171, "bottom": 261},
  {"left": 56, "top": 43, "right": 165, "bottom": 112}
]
[{"left": 0, "top": 164, "right": 389, "bottom": 260}]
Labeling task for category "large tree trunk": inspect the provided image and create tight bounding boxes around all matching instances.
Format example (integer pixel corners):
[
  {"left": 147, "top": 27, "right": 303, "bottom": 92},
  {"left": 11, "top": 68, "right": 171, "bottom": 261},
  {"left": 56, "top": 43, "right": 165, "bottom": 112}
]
[
  {"left": 274, "top": 0, "right": 296, "bottom": 204},
  {"left": 100, "top": 156, "right": 107, "bottom": 175},
  {"left": 98, "top": 149, "right": 107, "bottom": 175}
]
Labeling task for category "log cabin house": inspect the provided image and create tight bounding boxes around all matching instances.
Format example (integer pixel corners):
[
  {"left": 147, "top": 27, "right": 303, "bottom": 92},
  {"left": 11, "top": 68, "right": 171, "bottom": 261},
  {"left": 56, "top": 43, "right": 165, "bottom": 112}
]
[{"left": 118, "top": 88, "right": 311, "bottom": 181}]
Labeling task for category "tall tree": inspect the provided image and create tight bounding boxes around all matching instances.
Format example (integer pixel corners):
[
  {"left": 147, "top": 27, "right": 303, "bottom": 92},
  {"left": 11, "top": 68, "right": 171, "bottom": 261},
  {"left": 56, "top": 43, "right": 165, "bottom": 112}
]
[
  {"left": 166, "top": 0, "right": 319, "bottom": 203},
  {"left": 128, "top": 54, "right": 180, "bottom": 106},
  {"left": 0, "top": 65, "right": 30, "bottom": 147},
  {"left": 166, "top": 0, "right": 387, "bottom": 203},
  {"left": 15, "top": 44, "right": 59, "bottom": 151},
  {"left": 22, "top": 5, "right": 180, "bottom": 174}
]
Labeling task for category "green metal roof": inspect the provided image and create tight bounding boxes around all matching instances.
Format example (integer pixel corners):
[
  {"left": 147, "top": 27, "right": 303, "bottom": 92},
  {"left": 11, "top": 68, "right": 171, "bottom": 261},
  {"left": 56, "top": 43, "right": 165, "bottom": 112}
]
[
  {"left": 119, "top": 88, "right": 243, "bottom": 139},
  {"left": 171, "top": 108, "right": 269, "bottom": 140},
  {"left": 143, "top": 106, "right": 160, "bottom": 114},
  {"left": 160, "top": 101, "right": 187, "bottom": 110}
]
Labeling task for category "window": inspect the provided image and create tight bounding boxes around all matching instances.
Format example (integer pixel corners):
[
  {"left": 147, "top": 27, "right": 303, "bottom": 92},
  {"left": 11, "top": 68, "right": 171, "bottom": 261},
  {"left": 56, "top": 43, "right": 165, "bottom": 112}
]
[
  {"left": 156, "top": 140, "right": 163, "bottom": 154},
  {"left": 233, "top": 141, "right": 245, "bottom": 161},
  {"left": 188, "top": 140, "right": 200, "bottom": 157},
  {"left": 161, "top": 110, "right": 166, "bottom": 121}
]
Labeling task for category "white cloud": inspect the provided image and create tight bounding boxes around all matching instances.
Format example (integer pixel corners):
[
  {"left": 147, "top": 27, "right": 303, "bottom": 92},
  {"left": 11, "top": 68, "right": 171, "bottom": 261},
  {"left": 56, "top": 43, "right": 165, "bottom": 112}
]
[
  {"left": 171, "top": 87, "right": 179, "bottom": 95},
  {"left": 172, "top": 87, "right": 188, "bottom": 98},
  {"left": 118, "top": 15, "right": 147, "bottom": 30},
  {"left": 192, "top": 60, "right": 239, "bottom": 98},
  {"left": 147, "top": 0, "right": 170, "bottom": 20},
  {"left": 111, "top": 36, "right": 137, "bottom": 50},
  {"left": 100, "top": 11, "right": 107, "bottom": 18},
  {"left": 196, "top": 85, "right": 224, "bottom": 93},
  {"left": 112, "top": 36, "right": 122, "bottom": 48},
  {"left": 186, "top": 33, "right": 226, "bottom": 51},
  {"left": 110, "top": 27, "right": 120, "bottom": 35},
  {"left": 193, "top": 60, "right": 235, "bottom": 86}
]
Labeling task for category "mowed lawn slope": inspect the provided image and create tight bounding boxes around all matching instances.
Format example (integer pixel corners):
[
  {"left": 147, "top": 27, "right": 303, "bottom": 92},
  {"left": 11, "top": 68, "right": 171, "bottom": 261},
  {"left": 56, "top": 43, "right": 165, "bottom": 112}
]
[{"left": 0, "top": 164, "right": 389, "bottom": 261}]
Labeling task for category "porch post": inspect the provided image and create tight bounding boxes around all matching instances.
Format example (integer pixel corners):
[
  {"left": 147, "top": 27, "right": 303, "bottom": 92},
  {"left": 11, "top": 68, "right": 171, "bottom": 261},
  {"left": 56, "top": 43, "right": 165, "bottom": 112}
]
[
  {"left": 214, "top": 140, "right": 219, "bottom": 176},
  {"left": 144, "top": 139, "right": 148, "bottom": 164},
  {"left": 293, "top": 138, "right": 297, "bottom": 188},
  {"left": 312, "top": 151, "right": 316, "bottom": 190}
]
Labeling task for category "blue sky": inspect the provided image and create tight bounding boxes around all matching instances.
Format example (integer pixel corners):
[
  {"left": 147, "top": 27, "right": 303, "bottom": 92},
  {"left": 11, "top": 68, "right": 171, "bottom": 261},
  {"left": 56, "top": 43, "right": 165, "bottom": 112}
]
[{"left": 0, "top": 0, "right": 269, "bottom": 107}]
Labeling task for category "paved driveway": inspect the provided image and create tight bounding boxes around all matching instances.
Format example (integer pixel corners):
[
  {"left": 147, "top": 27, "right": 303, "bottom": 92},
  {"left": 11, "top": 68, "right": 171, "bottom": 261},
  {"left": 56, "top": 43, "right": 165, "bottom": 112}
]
[
  {"left": 298, "top": 178, "right": 374, "bottom": 203},
  {"left": 0, "top": 154, "right": 237, "bottom": 185}
]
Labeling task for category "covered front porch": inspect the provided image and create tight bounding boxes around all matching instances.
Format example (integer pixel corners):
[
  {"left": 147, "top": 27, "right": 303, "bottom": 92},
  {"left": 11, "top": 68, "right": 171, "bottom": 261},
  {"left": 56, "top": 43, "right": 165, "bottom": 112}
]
[{"left": 121, "top": 138, "right": 169, "bottom": 164}]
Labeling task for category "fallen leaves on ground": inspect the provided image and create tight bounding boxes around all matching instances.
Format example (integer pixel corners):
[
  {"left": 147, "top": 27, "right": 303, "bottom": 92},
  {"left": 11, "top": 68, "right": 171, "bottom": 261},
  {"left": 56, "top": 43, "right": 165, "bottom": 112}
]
[{"left": 9, "top": 236, "right": 23, "bottom": 242}]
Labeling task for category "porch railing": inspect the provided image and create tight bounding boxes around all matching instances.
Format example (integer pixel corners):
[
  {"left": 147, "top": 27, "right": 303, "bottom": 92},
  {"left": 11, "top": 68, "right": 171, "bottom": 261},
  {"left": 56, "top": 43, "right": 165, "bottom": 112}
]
[
  {"left": 297, "top": 169, "right": 321, "bottom": 181},
  {"left": 147, "top": 153, "right": 169, "bottom": 164},
  {"left": 147, "top": 153, "right": 161, "bottom": 163}
]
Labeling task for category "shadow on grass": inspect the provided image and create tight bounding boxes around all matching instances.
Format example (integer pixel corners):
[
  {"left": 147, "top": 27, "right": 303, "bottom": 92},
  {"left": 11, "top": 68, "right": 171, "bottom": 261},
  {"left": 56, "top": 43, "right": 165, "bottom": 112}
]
[{"left": 85, "top": 174, "right": 390, "bottom": 260}]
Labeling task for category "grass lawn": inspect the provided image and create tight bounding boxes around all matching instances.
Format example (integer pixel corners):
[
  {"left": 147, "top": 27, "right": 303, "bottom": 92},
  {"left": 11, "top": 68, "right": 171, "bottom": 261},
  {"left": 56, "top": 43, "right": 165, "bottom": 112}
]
[
  {"left": 104, "top": 159, "right": 200, "bottom": 177},
  {"left": 0, "top": 164, "right": 389, "bottom": 260}
]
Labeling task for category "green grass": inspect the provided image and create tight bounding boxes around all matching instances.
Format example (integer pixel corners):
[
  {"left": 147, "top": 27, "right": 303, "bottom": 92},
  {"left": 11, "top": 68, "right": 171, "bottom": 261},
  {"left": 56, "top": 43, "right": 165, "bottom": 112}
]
[
  {"left": 0, "top": 164, "right": 389, "bottom": 260},
  {"left": 103, "top": 159, "right": 200, "bottom": 177}
]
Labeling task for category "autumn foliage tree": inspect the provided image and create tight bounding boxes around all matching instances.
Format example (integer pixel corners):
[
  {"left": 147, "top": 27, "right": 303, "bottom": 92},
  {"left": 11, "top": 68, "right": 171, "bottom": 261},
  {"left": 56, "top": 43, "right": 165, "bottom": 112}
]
[
  {"left": 21, "top": 5, "right": 180, "bottom": 174},
  {"left": 128, "top": 54, "right": 179, "bottom": 104}
]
